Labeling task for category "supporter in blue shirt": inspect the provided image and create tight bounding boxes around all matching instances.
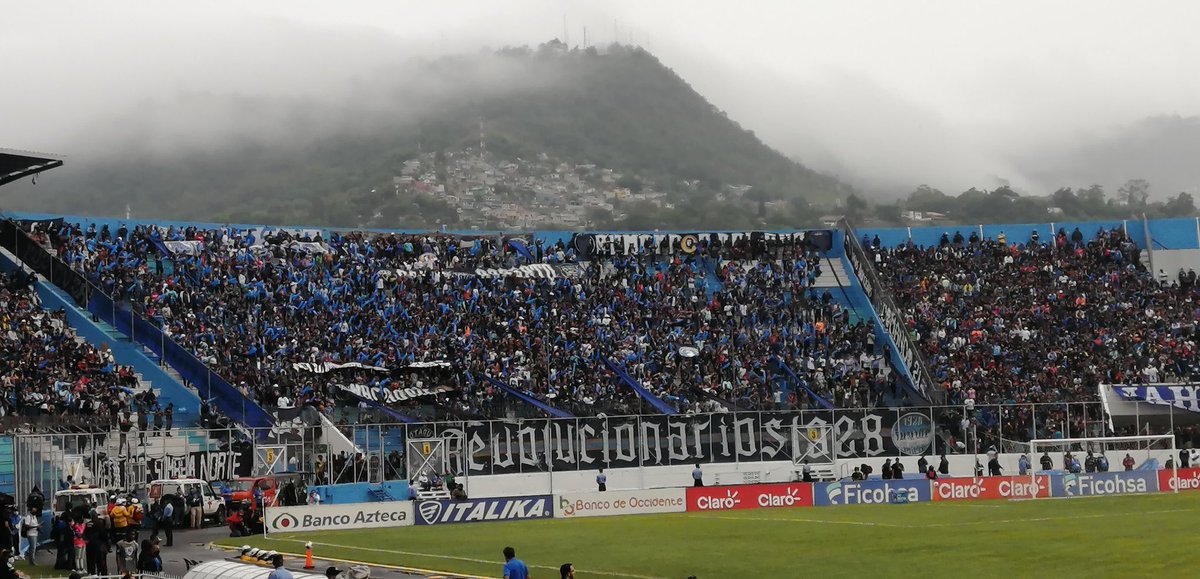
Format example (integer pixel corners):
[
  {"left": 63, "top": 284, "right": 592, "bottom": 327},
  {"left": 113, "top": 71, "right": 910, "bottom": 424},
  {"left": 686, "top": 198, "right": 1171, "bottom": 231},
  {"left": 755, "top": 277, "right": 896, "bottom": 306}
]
[{"left": 502, "top": 547, "right": 529, "bottom": 579}]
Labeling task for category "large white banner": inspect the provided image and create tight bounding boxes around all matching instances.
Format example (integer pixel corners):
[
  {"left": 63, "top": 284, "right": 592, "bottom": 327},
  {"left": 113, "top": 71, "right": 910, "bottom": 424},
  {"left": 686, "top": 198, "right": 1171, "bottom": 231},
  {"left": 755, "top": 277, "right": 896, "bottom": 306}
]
[
  {"left": 555, "top": 488, "right": 686, "bottom": 519},
  {"left": 265, "top": 502, "right": 414, "bottom": 534}
]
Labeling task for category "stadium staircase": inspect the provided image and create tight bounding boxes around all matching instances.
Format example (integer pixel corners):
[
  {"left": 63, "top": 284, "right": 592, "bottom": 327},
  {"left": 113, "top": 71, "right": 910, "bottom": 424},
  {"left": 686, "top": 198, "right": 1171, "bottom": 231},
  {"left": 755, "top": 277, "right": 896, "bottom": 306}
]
[{"left": 367, "top": 484, "right": 396, "bottom": 501}]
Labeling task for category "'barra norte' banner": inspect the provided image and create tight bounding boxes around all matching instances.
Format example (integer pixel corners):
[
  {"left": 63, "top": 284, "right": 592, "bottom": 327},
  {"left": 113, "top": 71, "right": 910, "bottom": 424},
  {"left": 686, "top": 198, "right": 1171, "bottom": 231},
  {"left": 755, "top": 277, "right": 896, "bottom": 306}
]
[
  {"left": 408, "top": 409, "right": 937, "bottom": 476},
  {"left": 932, "top": 476, "right": 1051, "bottom": 501},
  {"left": 1113, "top": 386, "right": 1200, "bottom": 413},
  {"left": 1050, "top": 471, "right": 1159, "bottom": 497},
  {"left": 814, "top": 479, "right": 932, "bottom": 506},
  {"left": 556, "top": 489, "right": 686, "bottom": 518},
  {"left": 685, "top": 483, "right": 815, "bottom": 512},
  {"left": 91, "top": 449, "right": 254, "bottom": 489},
  {"left": 415, "top": 495, "right": 553, "bottom": 525}
]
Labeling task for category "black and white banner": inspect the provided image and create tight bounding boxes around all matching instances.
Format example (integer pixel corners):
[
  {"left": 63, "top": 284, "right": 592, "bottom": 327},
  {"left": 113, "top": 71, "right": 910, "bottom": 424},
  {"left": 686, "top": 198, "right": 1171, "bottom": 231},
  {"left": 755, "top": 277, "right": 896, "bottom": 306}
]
[
  {"left": 91, "top": 449, "right": 254, "bottom": 489},
  {"left": 409, "top": 409, "right": 937, "bottom": 476},
  {"left": 381, "top": 263, "right": 583, "bottom": 280},
  {"left": 338, "top": 383, "right": 454, "bottom": 405},
  {"left": 571, "top": 230, "right": 832, "bottom": 258},
  {"left": 294, "top": 361, "right": 451, "bottom": 374},
  {"left": 293, "top": 361, "right": 388, "bottom": 374}
]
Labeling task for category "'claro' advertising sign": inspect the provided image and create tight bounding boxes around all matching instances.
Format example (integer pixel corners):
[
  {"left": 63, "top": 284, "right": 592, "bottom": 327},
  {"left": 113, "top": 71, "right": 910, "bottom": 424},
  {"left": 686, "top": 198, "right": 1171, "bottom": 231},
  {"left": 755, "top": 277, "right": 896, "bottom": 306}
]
[
  {"left": 933, "top": 476, "right": 1051, "bottom": 501},
  {"left": 685, "top": 483, "right": 815, "bottom": 512},
  {"left": 557, "top": 489, "right": 686, "bottom": 518},
  {"left": 265, "top": 502, "right": 414, "bottom": 534},
  {"left": 1159, "top": 467, "right": 1200, "bottom": 492},
  {"left": 416, "top": 495, "right": 553, "bottom": 525},
  {"left": 814, "top": 479, "right": 931, "bottom": 506}
]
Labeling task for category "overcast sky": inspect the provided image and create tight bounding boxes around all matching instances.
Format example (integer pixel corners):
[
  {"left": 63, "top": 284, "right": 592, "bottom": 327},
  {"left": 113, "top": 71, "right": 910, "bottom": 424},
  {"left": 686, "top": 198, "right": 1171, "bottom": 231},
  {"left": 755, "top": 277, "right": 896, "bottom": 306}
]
[{"left": 5, "top": 0, "right": 1200, "bottom": 196}]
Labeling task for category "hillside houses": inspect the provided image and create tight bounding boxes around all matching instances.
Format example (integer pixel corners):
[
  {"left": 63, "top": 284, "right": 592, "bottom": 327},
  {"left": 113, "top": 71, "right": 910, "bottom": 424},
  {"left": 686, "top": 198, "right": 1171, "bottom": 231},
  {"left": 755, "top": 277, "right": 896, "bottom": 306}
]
[{"left": 389, "top": 147, "right": 662, "bottom": 229}]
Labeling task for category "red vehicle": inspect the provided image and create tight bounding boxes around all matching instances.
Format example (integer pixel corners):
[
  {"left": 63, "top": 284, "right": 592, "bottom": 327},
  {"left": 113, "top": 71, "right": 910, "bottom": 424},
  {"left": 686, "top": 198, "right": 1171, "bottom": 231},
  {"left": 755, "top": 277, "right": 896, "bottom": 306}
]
[{"left": 219, "top": 473, "right": 306, "bottom": 511}]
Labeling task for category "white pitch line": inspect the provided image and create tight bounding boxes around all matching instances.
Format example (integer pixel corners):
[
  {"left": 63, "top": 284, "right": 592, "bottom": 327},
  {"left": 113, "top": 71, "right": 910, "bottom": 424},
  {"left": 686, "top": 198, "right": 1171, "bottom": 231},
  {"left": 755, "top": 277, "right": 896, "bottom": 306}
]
[
  {"left": 914, "top": 507, "right": 1200, "bottom": 528},
  {"left": 710, "top": 515, "right": 905, "bottom": 528},
  {"left": 268, "top": 537, "right": 668, "bottom": 579}
]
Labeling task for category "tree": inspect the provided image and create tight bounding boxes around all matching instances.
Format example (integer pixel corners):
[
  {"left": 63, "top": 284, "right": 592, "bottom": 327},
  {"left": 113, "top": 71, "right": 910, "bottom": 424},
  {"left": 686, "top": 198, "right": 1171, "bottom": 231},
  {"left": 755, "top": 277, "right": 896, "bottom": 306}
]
[
  {"left": 1163, "top": 192, "right": 1196, "bottom": 217},
  {"left": 1118, "top": 179, "right": 1150, "bottom": 207}
]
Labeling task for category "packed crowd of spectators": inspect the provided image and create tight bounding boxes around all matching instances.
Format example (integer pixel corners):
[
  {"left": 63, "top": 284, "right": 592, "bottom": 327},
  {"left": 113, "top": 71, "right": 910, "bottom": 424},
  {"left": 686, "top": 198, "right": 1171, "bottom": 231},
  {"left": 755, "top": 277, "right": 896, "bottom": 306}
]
[
  {"left": 31, "top": 220, "right": 885, "bottom": 420},
  {"left": 869, "top": 225, "right": 1200, "bottom": 413},
  {"left": 0, "top": 267, "right": 145, "bottom": 424}
]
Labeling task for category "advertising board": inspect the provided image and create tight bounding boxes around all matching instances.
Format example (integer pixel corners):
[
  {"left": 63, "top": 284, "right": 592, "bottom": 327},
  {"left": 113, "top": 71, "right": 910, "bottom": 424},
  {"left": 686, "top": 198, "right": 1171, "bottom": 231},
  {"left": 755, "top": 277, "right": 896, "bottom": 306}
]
[
  {"left": 557, "top": 489, "right": 686, "bottom": 518},
  {"left": 813, "top": 479, "right": 932, "bottom": 506},
  {"left": 415, "top": 495, "right": 553, "bottom": 525},
  {"left": 932, "top": 476, "right": 1051, "bottom": 501},
  {"left": 1158, "top": 467, "right": 1200, "bottom": 492},
  {"left": 685, "top": 483, "right": 815, "bottom": 512},
  {"left": 265, "top": 502, "right": 414, "bottom": 534},
  {"left": 1049, "top": 471, "right": 1159, "bottom": 497}
]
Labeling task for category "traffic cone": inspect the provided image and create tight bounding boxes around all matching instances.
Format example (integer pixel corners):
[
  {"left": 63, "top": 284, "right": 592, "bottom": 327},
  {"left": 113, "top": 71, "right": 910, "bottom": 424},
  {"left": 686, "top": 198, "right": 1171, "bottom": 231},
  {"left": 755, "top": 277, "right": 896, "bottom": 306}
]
[{"left": 304, "top": 542, "right": 315, "bottom": 570}]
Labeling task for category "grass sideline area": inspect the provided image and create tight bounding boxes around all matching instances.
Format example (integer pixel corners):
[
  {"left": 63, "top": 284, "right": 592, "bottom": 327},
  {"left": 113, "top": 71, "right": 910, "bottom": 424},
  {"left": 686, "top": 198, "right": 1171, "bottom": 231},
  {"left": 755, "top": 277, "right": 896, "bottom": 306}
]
[{"left": 219, "top": 493, "right": 1198, "bottom": 578}]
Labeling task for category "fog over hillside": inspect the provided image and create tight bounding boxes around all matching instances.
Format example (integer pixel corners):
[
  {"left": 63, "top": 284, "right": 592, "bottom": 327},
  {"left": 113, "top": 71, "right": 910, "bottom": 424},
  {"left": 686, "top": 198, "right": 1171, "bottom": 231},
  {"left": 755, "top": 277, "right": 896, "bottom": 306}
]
[{"left": 4, "top": 1, "right": 1200, "bottom": 203}]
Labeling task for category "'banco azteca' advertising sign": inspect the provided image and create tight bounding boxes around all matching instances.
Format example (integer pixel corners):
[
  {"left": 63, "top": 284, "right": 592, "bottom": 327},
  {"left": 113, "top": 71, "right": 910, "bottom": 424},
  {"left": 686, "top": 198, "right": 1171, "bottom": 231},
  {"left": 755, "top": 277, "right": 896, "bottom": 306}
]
[
  {"left": 415, "top": 495, "right": 553, "bottom": 525},
  {"left": 265, "top": 502, "right": 413, "bottom": 534}
]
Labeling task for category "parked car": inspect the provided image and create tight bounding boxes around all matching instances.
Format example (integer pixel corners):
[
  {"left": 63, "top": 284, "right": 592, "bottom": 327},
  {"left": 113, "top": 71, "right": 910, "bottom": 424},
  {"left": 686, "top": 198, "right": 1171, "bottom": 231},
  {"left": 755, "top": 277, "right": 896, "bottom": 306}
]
[{"left": 147, "top": 478, "right": 226, "bottom": 527}]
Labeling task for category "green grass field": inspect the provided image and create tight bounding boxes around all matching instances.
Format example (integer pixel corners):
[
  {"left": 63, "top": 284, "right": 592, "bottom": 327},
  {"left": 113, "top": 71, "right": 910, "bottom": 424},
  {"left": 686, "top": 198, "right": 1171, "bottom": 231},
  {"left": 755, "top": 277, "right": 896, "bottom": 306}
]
[{"left": 220, "top": 493, "right": 1199, "bottom": 578}]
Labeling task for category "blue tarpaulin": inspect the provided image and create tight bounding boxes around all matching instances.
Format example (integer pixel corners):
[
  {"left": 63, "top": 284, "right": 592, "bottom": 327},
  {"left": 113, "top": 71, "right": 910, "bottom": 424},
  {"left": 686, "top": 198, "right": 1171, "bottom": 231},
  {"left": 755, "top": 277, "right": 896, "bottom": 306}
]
[
  {"left": 602, "top": 359, "right": 676, "bottom": 415},
  {"left": 477, "top": 374, "right": 574, "bottom": 418}
]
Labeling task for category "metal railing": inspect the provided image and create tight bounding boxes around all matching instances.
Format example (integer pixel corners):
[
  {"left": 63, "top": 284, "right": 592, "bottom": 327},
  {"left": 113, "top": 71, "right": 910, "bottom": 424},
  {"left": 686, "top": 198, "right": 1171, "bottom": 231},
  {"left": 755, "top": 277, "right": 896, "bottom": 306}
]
[{"left": 840, "top": 220, "right": 942, "bottom": 404}]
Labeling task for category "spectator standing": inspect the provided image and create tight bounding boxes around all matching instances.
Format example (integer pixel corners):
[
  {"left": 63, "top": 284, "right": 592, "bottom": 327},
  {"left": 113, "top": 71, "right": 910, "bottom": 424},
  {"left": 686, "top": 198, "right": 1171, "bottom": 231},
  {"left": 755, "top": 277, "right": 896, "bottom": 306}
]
[
  {"left": 52, "top": 510, "right": 72, "bottom": 570},
  {"left": 1018, "top": 454, "right": 1030, "bottom": 476},
  {"left": 596, "top": 469, "right": 607, "bottom": 492},
  {"left": 71, "top": 517, "right": 87, "bottom": 572},
  {"left": 691, "top": 464, "right": 703, "bottom": 487},
  {"left": 110, "top": 499, "right": 129, "bottom": 544},
  {"left": 137, "top": 411, "right": 148, "bottom": 447},
  {"left": 1040, "top": 452, "right": 1053, "bottom": 471},
  {"left": 916, "top": 454, "right": 929, "bottom": 476},
  {"left": 1123, "top": 454, "right": 1135, "bottom": 471},
  {"left": 20, "top": 509, "right": 38, "bottom": 565},
  {"left": 938, "top": 455, "right": 950, "bottom": 475},
  {"left": 188, "top": 488, "right": 204, "bottom": 529},
  {"left": 151, "top": 502, "right": 173, "bottom": 547},
  {"left": 502, "top": 547, "right": 529, "bottom": 579},
  {"left": 116, "top": 532, "right": 138, "bottom": 574}
]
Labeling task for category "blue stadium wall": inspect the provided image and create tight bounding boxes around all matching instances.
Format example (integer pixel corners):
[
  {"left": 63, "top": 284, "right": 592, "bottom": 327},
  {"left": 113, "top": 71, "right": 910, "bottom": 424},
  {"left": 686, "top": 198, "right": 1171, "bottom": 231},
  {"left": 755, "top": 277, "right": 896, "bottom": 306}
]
[{"left": 857, "top": 217, "right": 1200, "bottom": 251}]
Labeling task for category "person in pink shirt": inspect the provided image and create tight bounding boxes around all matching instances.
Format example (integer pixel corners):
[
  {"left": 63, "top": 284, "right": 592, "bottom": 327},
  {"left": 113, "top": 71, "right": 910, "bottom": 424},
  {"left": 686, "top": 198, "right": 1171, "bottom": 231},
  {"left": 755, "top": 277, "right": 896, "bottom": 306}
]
[{"left": 71, "top": 519, "right": 87, "bottom": 572}]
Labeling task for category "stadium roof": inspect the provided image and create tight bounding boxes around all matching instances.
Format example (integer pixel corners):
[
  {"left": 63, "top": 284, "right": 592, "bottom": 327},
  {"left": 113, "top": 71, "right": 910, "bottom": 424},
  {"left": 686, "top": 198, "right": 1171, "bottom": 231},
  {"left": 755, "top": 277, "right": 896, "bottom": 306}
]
[{"left": 0, "top": 148, "right": 63, "bottom": 188}]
